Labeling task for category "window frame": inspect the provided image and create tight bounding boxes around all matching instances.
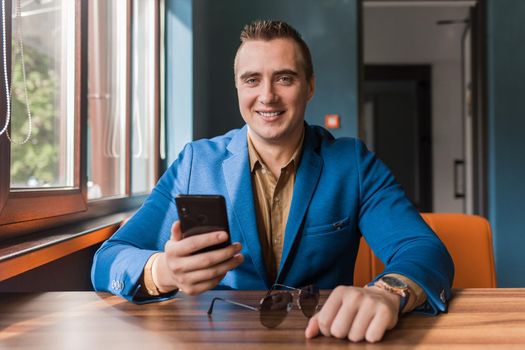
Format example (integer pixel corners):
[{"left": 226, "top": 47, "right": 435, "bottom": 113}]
[{"left": 0, "top": 0, "right": 164, "bottom": 242}]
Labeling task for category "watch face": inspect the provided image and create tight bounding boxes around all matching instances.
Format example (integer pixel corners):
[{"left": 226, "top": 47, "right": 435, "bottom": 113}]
[{"left": 382, "top": 276, "right": 408, "bottom": 289}]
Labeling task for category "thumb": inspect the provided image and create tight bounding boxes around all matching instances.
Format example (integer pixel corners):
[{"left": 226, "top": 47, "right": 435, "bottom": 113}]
[
  {"left": 171, "top": 220, "right": 183, "bottom": 241},
  {"left": 305, "top": 313, "right": 320, "bottom": 339}
]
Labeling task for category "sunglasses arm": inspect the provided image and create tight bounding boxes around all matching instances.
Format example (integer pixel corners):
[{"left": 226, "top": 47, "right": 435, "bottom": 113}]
[
  {"left": 207, "top": 297, "right": 258, "bottom": 315},
  {"left": 270, "top": 283, "right": 300, "bottom": 291},
  {"left": 266, "top": 283, "right": 300, "bottom": 296}
]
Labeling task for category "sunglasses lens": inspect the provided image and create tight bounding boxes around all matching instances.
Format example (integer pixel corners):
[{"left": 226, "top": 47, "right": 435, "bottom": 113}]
[
  {"left": 299, "top": 285, "right": 320, "bottom": 318},
  {"left": 260, "top": 292, "right": 292, "bottom": 328}
]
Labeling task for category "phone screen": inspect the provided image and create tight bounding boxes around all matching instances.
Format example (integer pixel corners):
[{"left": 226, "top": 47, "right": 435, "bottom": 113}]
[{"left": 175, "top": 195, "right": 231, "bottom": 253}]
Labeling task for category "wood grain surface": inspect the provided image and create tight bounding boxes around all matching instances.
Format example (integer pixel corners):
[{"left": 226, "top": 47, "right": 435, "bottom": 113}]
[{"left": 1, "top": 289, "right": 525, "bottom": 349}]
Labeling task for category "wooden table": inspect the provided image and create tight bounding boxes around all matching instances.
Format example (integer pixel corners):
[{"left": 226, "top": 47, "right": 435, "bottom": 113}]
[{"left": 1, "top": 289, "right": 525, "bottom": 349}]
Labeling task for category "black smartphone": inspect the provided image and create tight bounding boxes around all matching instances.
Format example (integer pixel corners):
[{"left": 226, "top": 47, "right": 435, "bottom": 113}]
[{"left": 175, "top": 194, "right": 231, "bottom": 254}]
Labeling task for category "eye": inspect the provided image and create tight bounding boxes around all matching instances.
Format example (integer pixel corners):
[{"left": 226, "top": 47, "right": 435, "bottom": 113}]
[
  {"left": 244, "top": 77, "right": 258, "bottom": 85},
  {"left": 277, "top": 75, "right": 293, "bottom": 85}
]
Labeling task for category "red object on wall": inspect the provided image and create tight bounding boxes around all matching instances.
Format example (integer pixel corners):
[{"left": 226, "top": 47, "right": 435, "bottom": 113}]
[{"left": 324, "top": 114, "right": 340, "bottom": 129}]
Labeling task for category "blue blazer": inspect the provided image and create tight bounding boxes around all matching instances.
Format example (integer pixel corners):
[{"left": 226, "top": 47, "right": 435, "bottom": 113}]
[{"left": 92, "top": 124, "right": 454, "bottom": 314}]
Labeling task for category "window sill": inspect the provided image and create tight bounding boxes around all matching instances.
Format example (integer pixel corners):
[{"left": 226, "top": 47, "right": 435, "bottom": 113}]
[{"left": 0, "top": 211, "right": 134, "bottom": 282}]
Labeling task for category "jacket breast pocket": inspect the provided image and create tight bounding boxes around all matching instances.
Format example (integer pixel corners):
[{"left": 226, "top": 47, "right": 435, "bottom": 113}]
[
  {"left": 303, "top": 216, "right": 352, "bottom": 237},
  {"left": 297, "top": 216, "right": 358, "bottom": 278}
]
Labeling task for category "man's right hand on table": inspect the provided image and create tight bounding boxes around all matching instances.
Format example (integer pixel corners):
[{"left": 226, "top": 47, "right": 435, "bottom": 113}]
[{"left": 152, "top": 221, "right": 244, "bottom": 295}]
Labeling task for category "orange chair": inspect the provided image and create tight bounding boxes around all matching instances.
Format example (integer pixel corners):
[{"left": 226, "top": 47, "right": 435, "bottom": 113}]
[{"left": 354, "top": 213, "right": 497, "bottom": 288}]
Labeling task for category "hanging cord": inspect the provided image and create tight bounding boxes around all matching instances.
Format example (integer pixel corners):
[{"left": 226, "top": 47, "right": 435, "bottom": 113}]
[
  {"left": 0, "top": 0, "right": 10, "bottom": 135},
  {"left": 7, "top": 0, "right": 32, "bottom": 144},
  {"left": 0, "top": 0, "right": 33, "bottom": 143}
]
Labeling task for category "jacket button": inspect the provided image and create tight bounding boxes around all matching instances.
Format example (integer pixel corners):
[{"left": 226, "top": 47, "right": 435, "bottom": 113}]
[{"left": 440, "top": 290, "right": 446, "bottom": 303}]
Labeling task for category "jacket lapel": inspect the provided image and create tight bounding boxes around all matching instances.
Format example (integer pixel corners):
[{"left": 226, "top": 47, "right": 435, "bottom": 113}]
[
  {"left": 277, "top": 126, "right": 323, "bottom": 281},
  {"left": 222, "top": 126, "right": 269, "bottom": 286}
]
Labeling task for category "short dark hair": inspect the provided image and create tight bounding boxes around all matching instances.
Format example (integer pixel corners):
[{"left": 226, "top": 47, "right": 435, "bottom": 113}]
[{"left": 235, "top": 20, "right": 314, "bottom": 81}]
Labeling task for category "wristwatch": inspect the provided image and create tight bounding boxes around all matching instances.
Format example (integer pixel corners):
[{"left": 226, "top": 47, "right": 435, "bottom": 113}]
[
  {"left": 143, "top": 253, "right": 161, "bottom": 296},
  {"left": 373, "top": 276, "right": 410, "bottom": 313}
]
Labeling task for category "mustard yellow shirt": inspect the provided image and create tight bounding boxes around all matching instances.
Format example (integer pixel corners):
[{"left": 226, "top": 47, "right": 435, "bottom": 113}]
[{"left": 247, "top": 130, "right": 304, "bottom": 283}]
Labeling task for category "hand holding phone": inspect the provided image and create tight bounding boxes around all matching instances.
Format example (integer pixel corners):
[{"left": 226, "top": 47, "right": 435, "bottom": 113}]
[{"left": 150, "top": 194, "right": 243, "bottom": 296}]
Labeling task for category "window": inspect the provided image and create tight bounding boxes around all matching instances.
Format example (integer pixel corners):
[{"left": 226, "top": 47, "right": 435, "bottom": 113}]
[
  {"left": 9, "top": 0, "right": 76, "bottom": 189},
  {"left": 87, "top": 0, "right": 160, "bottom": 200},
  {"left": 87, "top": 0, "right": 129, "bottom": 200},
  {"left": 131, "top": 0, "right": 160, "bottom": 195},
  {"left": 0, "top": 0, "right": 164, "bottom": 240},
  {"left": 0, "top": 0, "right": 85, "bottom": 235}
]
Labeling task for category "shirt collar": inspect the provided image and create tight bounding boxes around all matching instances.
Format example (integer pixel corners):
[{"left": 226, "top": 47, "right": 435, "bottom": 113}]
[{"left": 247, "top": 127, "right": 305, "bottom": 174}]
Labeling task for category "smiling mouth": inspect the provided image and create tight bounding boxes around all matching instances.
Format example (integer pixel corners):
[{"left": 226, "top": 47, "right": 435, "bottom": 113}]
[{"left": 256, "top": 111, "right": 285, "bottom": 119}]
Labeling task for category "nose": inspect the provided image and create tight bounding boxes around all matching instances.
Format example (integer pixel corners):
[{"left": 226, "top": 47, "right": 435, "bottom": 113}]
[{"left": 258, "top": 81, "right": 278, "bottom": 105}]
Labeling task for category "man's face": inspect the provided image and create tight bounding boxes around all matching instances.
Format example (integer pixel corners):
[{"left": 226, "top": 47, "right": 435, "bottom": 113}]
[{"left": 235, "top": 38, "right": 314, "bottom": 146}]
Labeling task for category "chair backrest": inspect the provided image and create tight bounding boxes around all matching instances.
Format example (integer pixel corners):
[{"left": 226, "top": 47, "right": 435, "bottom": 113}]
[{"left": 354, "top": 213, "right": 497, "bottom": 288}]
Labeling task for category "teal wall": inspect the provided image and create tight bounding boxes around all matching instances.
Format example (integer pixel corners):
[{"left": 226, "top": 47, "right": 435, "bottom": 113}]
[
  {"left": 167, "top": 0, "right": 359, "bottom": 163},
  {"left": 191, "top": 0, "right": 359, "bottom": 141},
  {"left": 487, "top": 0, "right": 525, "bottom": 287}
]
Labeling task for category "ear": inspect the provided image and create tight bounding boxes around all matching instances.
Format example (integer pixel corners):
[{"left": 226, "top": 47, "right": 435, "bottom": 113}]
[{"left": 307, "top": 74, "right": 315, "bottom": 101}]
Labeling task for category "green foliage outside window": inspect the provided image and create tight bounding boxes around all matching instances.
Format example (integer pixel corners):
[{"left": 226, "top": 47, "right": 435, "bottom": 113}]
[{"left": 10, "top": 44, "right": 59, "bottom": 187}]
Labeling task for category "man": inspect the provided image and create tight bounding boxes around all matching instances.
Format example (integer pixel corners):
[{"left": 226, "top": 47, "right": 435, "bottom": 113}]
[{"left": 92, "top": 20, "right": 454, "bottom": 343}]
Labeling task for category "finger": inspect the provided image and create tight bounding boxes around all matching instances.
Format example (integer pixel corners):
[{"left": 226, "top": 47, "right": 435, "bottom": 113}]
[
  {"left": 174, "top": 242, "right": 243, "bottom": 273},
  {"left": 348, "top": 307, "right": 375, "bottom": 342},
  {"left": 329, "top": 301, "right": 359, "bottom": 339},
  {"left": 180, "top": 254, "right": 244, "bottom": 285},
  {"left": 171, "top": 221, "right": 182, "bottom": 241},
  {"left": 316, "top": 289, "right": 344, "bottom": 337},
  {"left": 172, "top": 230, "right": 230, "bottom": 256},
  {"left": 305, "top": 314, "right": 320, "bottom": 339},
  {"left": 365, "top": 312, "right": 392, "bottom": 343}
]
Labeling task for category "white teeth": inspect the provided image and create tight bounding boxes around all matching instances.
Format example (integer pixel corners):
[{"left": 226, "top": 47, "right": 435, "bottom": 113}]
[{"left": 258, "top": 111, "right": 282, "bottom": 117}]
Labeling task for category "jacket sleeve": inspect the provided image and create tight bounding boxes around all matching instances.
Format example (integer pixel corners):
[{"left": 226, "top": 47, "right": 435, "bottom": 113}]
[
  {"left": 91, "top": 144, "right": 194, "bottom": 303},
  {"left": 355, "top": 139, "right": 455, "bottom": 314}
]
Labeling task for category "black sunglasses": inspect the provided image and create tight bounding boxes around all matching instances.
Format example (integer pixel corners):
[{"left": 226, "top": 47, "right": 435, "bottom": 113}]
[{"left": 207, "top": 284, "right": 320, "bottom": 328}]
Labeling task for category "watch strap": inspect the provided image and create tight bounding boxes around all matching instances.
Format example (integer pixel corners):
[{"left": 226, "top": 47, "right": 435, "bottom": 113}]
[
  {"left": 143, "top": 253, "right": 161, "bottom": 296},
  {"left": 399, "top": 293, "right": 409, "bottom": 315},
  {"left": 368, "top": 276, "right": 411, "bottom": 315}
]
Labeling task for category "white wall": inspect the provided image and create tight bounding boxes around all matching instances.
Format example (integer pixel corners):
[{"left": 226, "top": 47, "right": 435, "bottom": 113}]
[{"left": 364, "top": 5, "right": 469, "bottom": 212}]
